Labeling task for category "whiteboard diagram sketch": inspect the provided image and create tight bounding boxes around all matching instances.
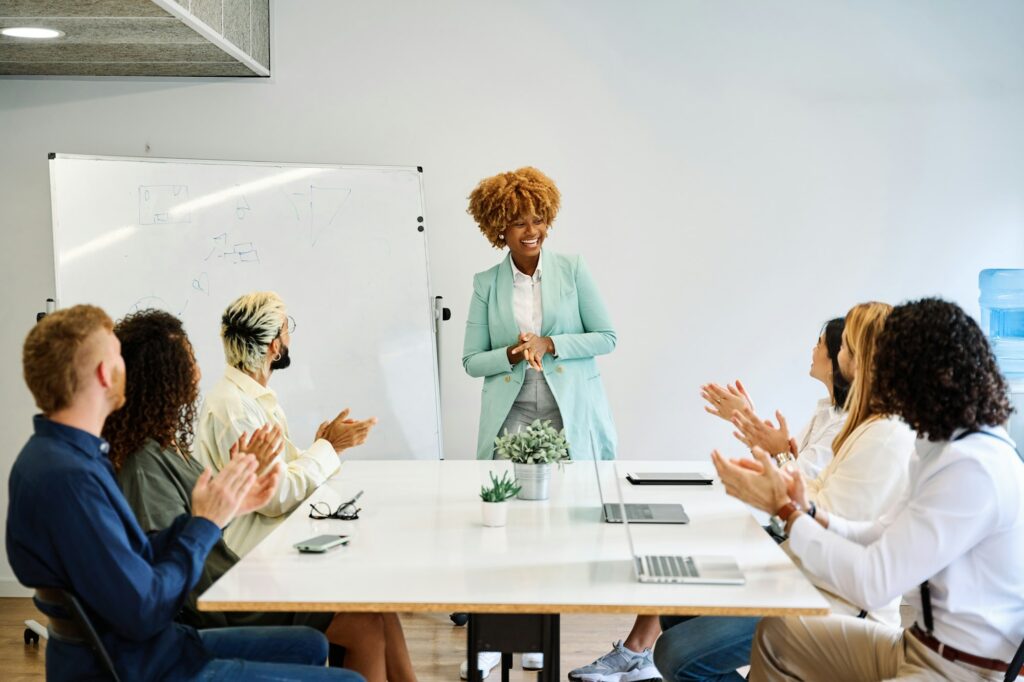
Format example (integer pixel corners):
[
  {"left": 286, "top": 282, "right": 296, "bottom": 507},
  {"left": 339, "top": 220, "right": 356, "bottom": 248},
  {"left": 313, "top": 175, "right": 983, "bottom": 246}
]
[
  {"left": 51, "top": 155, "right": 441, "bottom": 460},
  {"left": 235, "top": 190, "right": 251, "bottom": 220},
  {"left": 284, "top": 185, "right": 352, "bottom": 245},
  {"left": 139, "top": 185, "right": 191, "bottom": 225}
]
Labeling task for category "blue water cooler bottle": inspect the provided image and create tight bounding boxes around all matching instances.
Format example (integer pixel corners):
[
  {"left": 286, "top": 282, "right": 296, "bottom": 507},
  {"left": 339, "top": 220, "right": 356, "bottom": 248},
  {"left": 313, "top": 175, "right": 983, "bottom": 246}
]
[{"left": 979, "top": 269, "right": 1024, "bottom": 447}]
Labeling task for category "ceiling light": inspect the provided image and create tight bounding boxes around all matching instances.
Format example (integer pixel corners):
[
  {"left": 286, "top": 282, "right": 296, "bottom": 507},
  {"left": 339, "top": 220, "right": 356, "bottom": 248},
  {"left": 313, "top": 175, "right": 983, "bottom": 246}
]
[{"left": 1, "top": 27, "right": 65, "bottom": 39}]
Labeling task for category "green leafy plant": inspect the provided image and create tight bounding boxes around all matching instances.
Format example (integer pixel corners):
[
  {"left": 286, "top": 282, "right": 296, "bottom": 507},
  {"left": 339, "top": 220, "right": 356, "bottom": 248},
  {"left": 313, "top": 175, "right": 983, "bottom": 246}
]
[
  {"left": 480, "top": 470, "right": 522, "bottom": 503},
  {"left": 493, "top": 419, "right": 570, "bottom": 465}
]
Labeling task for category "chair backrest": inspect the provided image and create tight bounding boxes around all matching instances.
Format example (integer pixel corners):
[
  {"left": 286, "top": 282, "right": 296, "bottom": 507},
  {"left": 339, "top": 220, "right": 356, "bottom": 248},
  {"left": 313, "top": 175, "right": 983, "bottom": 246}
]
[
  {"left": 33, "top": 589, "right": 121, "bottom": 682},
  {"left": 1006, "top": 636, "right": 1024, "bottom": 682}
]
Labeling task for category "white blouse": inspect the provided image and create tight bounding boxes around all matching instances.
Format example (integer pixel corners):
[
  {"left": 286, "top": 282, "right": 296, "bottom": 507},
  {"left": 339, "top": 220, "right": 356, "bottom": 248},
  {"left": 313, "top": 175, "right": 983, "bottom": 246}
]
[
  {"left": 511, "top": 252, "right": 543, "bottom": 337},
  {"left": 794, "top": 398, "right": 846, "bottom": 479}
]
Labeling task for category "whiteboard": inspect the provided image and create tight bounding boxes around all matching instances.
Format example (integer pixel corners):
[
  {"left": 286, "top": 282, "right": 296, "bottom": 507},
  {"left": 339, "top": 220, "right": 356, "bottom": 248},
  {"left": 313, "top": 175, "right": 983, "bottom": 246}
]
[{"left": 49, "top": 154, "right": 442, "bottom": 460}]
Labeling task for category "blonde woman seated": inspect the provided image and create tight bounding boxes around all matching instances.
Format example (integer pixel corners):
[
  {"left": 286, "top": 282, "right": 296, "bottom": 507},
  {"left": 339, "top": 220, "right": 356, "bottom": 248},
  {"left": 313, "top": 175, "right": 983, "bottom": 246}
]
[
  {"left": 652, "top": 302, "right": 914, "bottom": 682},
  {"left": 719, "top": 299, "right": 1024, "bottom": 681}
]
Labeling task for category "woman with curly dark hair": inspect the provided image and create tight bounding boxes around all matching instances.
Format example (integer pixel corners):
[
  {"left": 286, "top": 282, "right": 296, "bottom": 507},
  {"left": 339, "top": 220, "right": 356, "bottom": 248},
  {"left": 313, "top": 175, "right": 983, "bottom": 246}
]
[
  {"left": 105, "top": 310, "right": 418, "bottom": 682},
  {"left": 103, "top": 309, "right": 202, "bottom": 470},
  {"left": 714, "top": 298, "right": 1024, "bottom": 681}
]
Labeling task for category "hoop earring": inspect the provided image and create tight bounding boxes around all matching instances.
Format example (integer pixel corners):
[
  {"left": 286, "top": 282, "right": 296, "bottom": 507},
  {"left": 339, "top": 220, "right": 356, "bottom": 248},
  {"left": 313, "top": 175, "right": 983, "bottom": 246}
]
[{"left": 273, "top": 352, "right": 282, "bottom": 361}]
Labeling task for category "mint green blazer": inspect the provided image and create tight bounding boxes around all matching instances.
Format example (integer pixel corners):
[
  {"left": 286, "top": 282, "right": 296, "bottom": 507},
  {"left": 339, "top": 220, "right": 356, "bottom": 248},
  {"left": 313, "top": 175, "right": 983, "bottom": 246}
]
[{"left": 462, "top": 251, "right": 618, "bottom": 460}]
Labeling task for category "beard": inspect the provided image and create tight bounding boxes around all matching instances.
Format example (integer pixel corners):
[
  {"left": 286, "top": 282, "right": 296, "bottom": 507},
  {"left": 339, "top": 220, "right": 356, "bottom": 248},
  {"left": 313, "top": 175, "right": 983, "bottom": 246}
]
[{"left": 270, "top": 344, "right": 292, "bottom": 371}]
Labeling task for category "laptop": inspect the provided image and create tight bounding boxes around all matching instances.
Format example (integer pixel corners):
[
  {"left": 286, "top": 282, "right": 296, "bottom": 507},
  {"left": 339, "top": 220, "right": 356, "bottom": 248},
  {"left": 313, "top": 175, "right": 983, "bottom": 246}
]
[
  {"left": 589, "top": 439, "right": 689, "bottom": 524},
  {"left": 612, "top": 461, "right": 746, "bottom": 585}
]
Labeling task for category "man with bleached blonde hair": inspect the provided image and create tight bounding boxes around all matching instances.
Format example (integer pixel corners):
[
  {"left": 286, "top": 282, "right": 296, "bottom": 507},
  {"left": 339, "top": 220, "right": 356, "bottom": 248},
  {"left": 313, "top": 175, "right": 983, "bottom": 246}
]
[{"left": 197, "top": 291, "right": 377, "bottom": 557}]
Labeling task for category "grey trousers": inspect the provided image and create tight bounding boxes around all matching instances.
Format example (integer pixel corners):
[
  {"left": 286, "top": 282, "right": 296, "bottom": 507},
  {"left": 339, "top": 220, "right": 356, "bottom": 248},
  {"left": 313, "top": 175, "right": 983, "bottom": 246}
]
[{"left": 495, "top": 369, "right": 564, "bottom": 459}]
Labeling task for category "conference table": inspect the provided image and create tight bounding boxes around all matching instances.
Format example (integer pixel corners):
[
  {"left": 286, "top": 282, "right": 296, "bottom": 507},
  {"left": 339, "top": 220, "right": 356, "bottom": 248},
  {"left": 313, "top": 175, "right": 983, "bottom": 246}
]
[{"left": 199, "top": 460, "right": 829, "bottom": 681}]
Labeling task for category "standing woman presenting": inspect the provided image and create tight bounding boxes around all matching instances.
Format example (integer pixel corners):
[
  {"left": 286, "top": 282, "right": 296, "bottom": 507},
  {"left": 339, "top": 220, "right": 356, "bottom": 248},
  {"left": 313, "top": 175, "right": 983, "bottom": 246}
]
[{"left": 463, "top": 166, "right": 618, "bottom": 462}]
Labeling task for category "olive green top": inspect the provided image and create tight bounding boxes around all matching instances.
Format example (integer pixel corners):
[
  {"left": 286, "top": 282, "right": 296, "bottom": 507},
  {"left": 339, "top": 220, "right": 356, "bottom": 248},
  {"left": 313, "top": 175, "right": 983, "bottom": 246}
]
[{"left": 116, "top": 438, "right": 330, "bottom": 631}]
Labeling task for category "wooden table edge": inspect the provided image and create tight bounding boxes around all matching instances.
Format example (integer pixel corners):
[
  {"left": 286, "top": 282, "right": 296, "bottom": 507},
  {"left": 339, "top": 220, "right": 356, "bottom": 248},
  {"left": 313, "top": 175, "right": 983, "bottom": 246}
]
[{"left": 198, "top": 600, "right": 830, "bottom": 617}]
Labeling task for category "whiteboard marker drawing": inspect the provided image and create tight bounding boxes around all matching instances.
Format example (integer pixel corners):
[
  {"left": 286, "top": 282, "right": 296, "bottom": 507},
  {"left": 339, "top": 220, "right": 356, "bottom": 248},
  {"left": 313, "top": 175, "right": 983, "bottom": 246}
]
[{"left": 139, "top": 185, "right": 191, "bottom": 225}]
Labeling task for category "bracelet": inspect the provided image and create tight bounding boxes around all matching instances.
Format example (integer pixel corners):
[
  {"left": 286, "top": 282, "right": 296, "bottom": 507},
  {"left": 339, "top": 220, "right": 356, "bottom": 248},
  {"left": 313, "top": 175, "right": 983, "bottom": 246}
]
[
  {"left": 807, "top": 501, "right": 817, "bottom": 519},
  {"left": 773, "top": 451, "right": 795, "bottom": 467},
  {"left": 775, "top": 501, "right": 800, "bottom": 523},
  {"left": 774, "top": 501, "right": 803, "bottom": 537}
]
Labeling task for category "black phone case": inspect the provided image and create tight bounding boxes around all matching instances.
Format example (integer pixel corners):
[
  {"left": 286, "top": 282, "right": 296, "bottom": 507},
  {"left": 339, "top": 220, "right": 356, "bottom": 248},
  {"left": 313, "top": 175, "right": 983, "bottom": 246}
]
[{"left": 626, "top": 474, "right": 712, "bottom": 486}]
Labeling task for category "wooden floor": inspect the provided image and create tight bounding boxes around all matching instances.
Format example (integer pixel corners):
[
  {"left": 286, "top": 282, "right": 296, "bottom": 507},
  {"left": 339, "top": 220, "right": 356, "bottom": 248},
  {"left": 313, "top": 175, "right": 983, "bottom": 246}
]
[{"left": 0, "top": 598, "right": 635, "bottom": 681}]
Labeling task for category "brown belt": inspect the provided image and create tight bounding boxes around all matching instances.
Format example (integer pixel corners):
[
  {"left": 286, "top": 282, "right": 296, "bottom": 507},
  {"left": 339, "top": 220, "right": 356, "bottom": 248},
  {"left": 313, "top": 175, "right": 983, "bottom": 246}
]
[
  {"left": 909, "top": 623, "right": 1020, "bottom": 676},
  {"left": 35, "top": 588, "right": 88, "bottom": 643}
]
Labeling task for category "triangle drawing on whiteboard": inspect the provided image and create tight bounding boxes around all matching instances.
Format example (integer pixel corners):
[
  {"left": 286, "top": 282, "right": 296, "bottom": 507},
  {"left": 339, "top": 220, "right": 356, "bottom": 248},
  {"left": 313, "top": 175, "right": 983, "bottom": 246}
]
[{"left": 310, "top": 186, "right": 352, "bottom": 246}]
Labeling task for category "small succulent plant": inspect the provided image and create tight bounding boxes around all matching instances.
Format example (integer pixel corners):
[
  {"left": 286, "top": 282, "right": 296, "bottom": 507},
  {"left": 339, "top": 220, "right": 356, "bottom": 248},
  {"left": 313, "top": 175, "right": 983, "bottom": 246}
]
[{"left": 480, "top": 470, "right": 522, "bottom": 503}]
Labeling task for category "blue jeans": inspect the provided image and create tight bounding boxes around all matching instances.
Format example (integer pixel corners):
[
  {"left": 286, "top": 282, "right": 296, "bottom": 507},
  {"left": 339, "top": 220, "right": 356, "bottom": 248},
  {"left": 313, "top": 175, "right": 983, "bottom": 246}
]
[
  {"left": 653, "top": 616, "right": 759, "bottom": 682},
  {"left": 196, "top": 626, "right": 365, "bottom": 681}
]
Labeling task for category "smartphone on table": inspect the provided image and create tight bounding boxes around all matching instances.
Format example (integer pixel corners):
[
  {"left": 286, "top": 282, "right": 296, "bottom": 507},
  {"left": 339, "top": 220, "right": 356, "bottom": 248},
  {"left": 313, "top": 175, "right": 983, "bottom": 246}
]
[
  {"left": 626, "top": 472, "right": 713, "bottom": 486},
  {"left": 294, "top": 535, "right": 349, "bottom": 553}
]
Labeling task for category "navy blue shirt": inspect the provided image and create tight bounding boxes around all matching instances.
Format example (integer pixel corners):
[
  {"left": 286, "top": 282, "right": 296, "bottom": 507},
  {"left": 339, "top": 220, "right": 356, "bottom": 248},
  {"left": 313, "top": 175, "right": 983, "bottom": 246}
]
[{"left": 7, "top": 416, "right": 222, "bottom": 681}]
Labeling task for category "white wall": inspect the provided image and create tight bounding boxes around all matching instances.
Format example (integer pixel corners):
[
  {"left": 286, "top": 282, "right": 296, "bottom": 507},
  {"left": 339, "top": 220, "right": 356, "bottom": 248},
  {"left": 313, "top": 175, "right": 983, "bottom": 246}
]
[{"left": 1, "top": 0, "right": 1023, "bottom": 595}]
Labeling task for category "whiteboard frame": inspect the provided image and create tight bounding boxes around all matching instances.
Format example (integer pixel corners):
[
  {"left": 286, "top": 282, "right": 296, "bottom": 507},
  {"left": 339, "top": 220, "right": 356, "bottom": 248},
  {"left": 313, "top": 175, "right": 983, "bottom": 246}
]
[{"left": 48, "top": 152, "right": 444, "bottom": 460}]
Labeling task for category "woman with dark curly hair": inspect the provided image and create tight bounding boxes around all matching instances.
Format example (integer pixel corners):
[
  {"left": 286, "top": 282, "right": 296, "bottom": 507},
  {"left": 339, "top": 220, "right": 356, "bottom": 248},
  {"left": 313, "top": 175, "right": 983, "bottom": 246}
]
[
  {"left": 714, "top": 298, "right": 1024, "bottom": 681},
  {"left": 105, "top": 310, "right": 417, "bottom": 682}
]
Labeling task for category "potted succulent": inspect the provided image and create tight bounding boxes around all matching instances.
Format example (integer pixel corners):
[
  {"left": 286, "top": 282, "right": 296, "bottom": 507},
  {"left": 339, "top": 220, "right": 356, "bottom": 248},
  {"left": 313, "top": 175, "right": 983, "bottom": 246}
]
[
  {"left": 493, "top": 419, "right": 570, "bottom": 500},
  {"left": 479, "top": 470, "right": 521, "bottom": 527}
]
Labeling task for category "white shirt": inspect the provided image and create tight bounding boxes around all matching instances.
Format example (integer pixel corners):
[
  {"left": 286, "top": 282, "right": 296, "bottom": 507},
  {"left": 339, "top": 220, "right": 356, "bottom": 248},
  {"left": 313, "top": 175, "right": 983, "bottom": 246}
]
[
  {"left": 511, "top": 252, "right": 543, "bottom": 337},
  {"left": 791, "top": 416, "right": 914, "bottom": 624},
  {"left": 790, "top": 427, "right": 1024, "bottom": 661},
  {"left": 794, "top": 398, "right": 846, "bottom": 479},
  {"left": 196, "top": 366, "right": 340, "bottom": 557}
]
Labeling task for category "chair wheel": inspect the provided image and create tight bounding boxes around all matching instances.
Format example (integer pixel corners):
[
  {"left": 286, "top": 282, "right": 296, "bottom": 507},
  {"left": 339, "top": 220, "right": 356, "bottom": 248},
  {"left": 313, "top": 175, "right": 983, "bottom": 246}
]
[
  {"left": 449, "top": 612, "right": 469, "bottom": 627},
  {"left": 24, "top": 627, "right": 40, "bottom": 646}
]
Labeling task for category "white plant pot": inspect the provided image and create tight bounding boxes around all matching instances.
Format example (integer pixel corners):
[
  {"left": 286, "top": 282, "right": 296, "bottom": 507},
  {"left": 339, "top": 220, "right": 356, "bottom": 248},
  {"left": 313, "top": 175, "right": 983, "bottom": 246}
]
[
  {"left": 514, "top": 462, "right": 552, "bottom": 500},
  {"left": 481, "top": 500, "right": 509, "bottom": 527}
]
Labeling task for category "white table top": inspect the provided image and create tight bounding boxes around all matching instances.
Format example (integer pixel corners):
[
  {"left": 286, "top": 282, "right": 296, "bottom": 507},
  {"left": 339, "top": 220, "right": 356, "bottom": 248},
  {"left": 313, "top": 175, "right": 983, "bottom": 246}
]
[{"left": 198, "top": 460, "right": 829, "bottom": 617}]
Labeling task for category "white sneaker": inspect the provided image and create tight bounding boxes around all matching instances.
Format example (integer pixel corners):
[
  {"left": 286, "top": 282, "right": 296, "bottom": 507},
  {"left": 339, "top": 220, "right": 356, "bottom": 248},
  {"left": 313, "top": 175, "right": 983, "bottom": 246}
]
[
  {"left": 460, "top": 651, "right": 502, "bottom": 680},
  {"left": 522, "top": 652, "right": 544, "bottom": 670}
]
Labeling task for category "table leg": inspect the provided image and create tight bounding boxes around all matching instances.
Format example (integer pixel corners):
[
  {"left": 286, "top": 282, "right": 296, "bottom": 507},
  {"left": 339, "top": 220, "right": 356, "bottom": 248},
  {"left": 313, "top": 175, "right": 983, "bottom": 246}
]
[
  {"left": 541, "top": 614, "right": 560, "bottom": 682},
  {"left": 466, "top": 614, "right": 560, "bottom": 682},
  {"left": 468, "top": 614, "right": 482, "bottom": 682}
]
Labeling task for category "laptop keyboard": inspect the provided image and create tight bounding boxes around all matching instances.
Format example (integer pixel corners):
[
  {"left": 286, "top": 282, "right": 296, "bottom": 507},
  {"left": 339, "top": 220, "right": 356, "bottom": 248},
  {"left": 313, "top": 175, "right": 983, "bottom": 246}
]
[{"left": 644, "top": 555, "right": 699, "bottom": 578}]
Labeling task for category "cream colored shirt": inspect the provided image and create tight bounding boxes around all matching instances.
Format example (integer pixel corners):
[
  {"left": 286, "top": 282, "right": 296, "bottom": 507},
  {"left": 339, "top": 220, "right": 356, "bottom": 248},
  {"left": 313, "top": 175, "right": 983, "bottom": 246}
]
[{"left": 196, "top": 366, "right": 340, "bottom": 557}]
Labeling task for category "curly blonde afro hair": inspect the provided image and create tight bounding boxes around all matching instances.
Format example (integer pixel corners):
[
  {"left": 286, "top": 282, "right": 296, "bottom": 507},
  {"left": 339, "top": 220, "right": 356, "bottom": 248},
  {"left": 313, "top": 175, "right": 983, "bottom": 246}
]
[{"left": 467, "top": 167, "right": 561, "bottom": 249}]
